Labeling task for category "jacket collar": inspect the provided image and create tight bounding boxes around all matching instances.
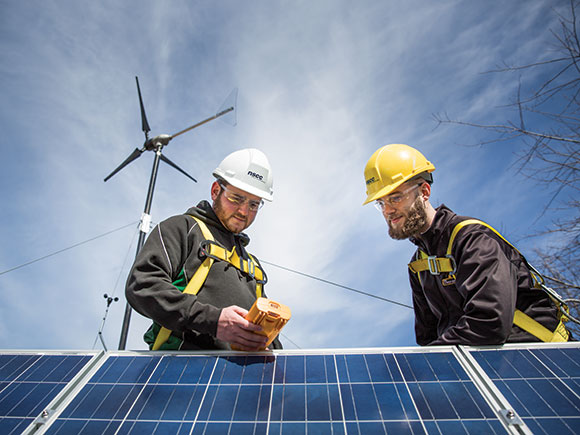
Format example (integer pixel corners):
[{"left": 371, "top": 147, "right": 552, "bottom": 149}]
[
  {"left": 187, "top": 200, "right": 251, "bottom": 247},
  {"left": 410, "top": 204, "right": 455, "bottom": 252}
]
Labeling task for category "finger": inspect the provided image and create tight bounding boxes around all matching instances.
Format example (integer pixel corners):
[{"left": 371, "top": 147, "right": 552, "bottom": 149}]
[
  {"left": 233, "top": 341, "right": 269, "bottom": 352},
  {"left": 240, "top": 330, "right": 268, "bottom": 345},
  {"left": 231, "top": 306, "right": 249, "bottom": 317},
  {"left": 240, "top": 319, "right": 262, "bottom": 332},
  {"left": 235, "top": 331, "right": 268, "bottom": 348}
]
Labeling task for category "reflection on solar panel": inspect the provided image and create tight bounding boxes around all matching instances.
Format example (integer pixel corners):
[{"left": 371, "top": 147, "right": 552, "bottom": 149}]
[{"left": 0, "top": 344, "right": 577, "bottom": 434}]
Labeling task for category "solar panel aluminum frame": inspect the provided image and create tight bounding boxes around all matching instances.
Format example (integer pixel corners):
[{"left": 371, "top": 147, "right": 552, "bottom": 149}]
[{"left": 453, "top": 346, "right": 530, "bottom": 435}]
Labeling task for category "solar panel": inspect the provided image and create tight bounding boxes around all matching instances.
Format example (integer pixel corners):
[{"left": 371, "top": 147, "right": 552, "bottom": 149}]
[
  {"left": 0, "top": 344, "right": 577, "bottom": 434},
  {"left": 0, "top": 352, "right": 97, "bottom": 435},
  {"left": 469, "top": 345, "right": 580, "bottom": 434},
  {"left": 36, "top": 350, "right": 505, "bottom": 434}
]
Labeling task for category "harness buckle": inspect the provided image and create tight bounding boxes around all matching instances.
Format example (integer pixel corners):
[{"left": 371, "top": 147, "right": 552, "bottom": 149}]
[
  {"left": 247, "top": 258, "right": 255, "bottom": 278},
  {"left": 445, "top": 254, "right": 457, "bottom": 275},
  {"left": 199, "top": 240, "right": 210, "bottom": 258},
  {"left": 256, "top": 268, "right": 268, "bottom": 286},
  {"left": 199, "top": 240, "right": 228, "bottom": 262},
  {"left": 427, "top": 256, "right": 440, "bottom": 275}
]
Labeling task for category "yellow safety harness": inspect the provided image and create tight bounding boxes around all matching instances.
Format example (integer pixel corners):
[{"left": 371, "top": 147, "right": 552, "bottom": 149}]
[
  {"left": 151, "top": 216, "right": 266, "bottom": 351},
  {"left": 408, "top": 219, "right": 570, "bottom": 342}
]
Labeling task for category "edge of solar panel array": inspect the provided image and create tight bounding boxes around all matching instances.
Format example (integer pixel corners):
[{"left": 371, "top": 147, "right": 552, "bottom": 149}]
[{"left": 1, "top": 343, "right": 577, "bottom": 435}]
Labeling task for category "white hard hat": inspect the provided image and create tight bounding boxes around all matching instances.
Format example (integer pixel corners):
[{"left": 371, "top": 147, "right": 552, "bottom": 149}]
[{"left": 213, "top": 148, "right": 274, "bottom": 201}]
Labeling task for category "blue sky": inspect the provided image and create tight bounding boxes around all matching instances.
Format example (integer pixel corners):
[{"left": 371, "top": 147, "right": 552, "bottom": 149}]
[{"left": 0, "top": 1, "right": 571, "bottom": 351}]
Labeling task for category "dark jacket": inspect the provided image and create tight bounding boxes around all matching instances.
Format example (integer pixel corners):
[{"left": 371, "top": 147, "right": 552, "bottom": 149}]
[
  {"left": 125, "top": 200, "right": 282, "bottom": 350},
  {"left": 409, "top": 205, "right": 560, "bottom": 346}
]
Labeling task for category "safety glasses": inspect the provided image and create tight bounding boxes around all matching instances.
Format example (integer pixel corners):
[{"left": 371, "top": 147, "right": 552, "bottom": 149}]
[
  {"left": 219, "top": 182, "right": 264, "bottom": 211},
  {"left": 374, "top": 183, "right": 422, "bottom": 211}
]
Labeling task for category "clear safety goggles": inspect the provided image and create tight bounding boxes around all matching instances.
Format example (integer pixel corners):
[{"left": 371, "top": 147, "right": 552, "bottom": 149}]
[
  {"left": 374, "top": 183, "right": 422, "bottom": 212},
  {"left": 219, "top": 182, "right": 264, "bottom": 211}
]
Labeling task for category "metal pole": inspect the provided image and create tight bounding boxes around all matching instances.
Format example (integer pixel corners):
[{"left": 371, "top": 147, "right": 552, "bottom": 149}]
[{"left": 118, "top": 146, "right": 163, "bottom": 350}]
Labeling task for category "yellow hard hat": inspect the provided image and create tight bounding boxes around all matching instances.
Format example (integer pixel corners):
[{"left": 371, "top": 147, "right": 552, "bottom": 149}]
[{"left": 363, "top": 144, "right": 435, "bottom": 205}]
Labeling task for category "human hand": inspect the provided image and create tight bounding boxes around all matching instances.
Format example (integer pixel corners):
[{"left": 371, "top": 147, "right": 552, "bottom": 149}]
[{"left": 216, "top": 305, "right": 268, "bottom": 351}]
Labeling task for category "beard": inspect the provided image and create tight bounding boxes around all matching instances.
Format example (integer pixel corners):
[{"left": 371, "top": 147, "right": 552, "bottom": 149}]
[
  {"left": 388, "top": 195, "right": 428, "bottom": 240},
  {"left": 213, "top": 193, "right": 252, "bottom": 234}
]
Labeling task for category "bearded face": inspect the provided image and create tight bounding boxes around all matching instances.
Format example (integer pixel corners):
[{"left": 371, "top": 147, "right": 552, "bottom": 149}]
[
  {"left": 211, "top": 182, "right": 259, "bottom": 234},
  {"left": 387, "top": 193, "right": 428, "bottom": 240}
]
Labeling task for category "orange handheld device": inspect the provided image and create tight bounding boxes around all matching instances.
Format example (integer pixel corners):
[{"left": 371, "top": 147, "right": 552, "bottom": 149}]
[{"left": 235, "top": 298, "right": 291, "bottom": 351}]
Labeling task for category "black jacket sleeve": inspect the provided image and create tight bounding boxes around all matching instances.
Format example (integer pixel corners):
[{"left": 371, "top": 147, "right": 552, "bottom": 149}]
[{"left": 125, "top": 215, "right": 222, "bottom": 336}]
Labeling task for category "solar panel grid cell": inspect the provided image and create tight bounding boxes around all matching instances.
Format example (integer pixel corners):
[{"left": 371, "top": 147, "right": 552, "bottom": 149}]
[
  {"left": 0, "top": 354, "right": 40, "bottom": 382},
  {"left": 0, "top": 354, "right": 93, "bottom": 435},
  {"left": 472, "top": 347, "right": 580, "bottom": 434},
  {"left": 5, "top": 345, "right": 576, "bottom": 434},
  {"left": 45, "top": 353, "right": 428, "bottom": 433}
]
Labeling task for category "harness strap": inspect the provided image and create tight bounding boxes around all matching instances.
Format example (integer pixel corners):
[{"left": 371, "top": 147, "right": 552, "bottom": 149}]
[
  {"left": 151, "top": 216, "right": 265, "bottom": 350},
  {"left": 251, "top": 255, "right": 264, "bottom": 299},
  {"left": 408, "top": 219, "right": 516, "bottom": 274},
  {"left": 200, "top": 241, "right": 266, "bottom": 286},
  {"left": 514, "top": 310, "right": 569, "bottom": 342},
  {"left": 152, "top": 216, "right": 215, "bottom": 351},
  {"left": 447, "top": 219, "right": 519, "bottom": 255},
  {"left": 407, "top": 218, "right": 570, "bottom": 343}
]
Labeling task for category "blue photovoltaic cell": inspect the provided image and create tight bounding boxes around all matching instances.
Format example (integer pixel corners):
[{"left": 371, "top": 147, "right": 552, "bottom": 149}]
[
  {"left": 43, "top": 350, "right": 503, "bottom": 434},
  {"left": 2, "top": 346, "right": 578, "bottom": 434},
  {"left": 0, "top": 353, "right": 93, "bottom": 435},
  {"left": 472, "top": 346, "right": 580, "bottom": 434}
]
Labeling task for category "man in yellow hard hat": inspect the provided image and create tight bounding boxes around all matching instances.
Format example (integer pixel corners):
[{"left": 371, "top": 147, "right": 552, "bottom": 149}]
[
  {"left": 126, "top": 148, "right": 283, "bottom": 351},
  {"left": 363, "top": 144, "right": 569, "bottom": 345}
]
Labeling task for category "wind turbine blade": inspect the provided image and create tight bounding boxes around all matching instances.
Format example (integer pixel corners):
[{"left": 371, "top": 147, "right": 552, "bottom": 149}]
[
  {"left": 160, "top": 154, "right": 197, "bottom": 183},
  {"left": 135, "top": 76, "right": 151, "bottom": 138},
  {"left": 170, "top": 88, "right": 238, "bottom": 139},
  {"left": 103, "top": 148, "right": 143, "bottom": 182},
  {"left": 170, "top": 113, "right": 224, "bottom": 139},
  {"left": 217, "top": 87, "right": 238, "bottom": 126}
]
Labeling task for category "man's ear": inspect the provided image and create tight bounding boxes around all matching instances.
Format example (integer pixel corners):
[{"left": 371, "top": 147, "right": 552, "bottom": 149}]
[
  {"left": 420, "top": 182, "right": 431, "bottom": 200},
  {"left": 210, "top": 181, "right": 221, "bottom": 201}
]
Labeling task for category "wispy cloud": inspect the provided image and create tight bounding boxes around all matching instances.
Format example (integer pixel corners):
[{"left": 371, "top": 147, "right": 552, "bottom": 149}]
[{"left": 0, "top": 0, "right": 569, "bottom": 351}]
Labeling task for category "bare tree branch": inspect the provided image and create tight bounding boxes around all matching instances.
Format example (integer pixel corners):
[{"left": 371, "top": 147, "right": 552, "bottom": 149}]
[
  {"left": 435, "top": 0, "right": 580, "bottom": 337},
  {"left": 433, "top": 116, "right": 580, "bottom": 144}
]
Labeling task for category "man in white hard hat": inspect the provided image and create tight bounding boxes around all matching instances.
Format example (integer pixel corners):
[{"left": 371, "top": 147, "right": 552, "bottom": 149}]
[{"left": 126, "top": 148, "right": 282, "bottom": 351}]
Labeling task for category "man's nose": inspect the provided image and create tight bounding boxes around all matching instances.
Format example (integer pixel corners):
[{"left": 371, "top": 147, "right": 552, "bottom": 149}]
[
  {"left": 237, "top": 201, "right": 250, "bottom": 215},
  {"left": 382, "top": 202, "right": 396, "bottom": 216}
]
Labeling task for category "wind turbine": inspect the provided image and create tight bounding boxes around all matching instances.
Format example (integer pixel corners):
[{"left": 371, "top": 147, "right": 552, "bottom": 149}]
[{"left": 105, "top": 76, "right": 236, "bottom": 350}]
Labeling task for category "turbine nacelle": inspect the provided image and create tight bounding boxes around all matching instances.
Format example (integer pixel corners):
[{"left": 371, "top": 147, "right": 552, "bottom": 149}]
[{"left": 144, "top": 134, "right": 172, "bottom": 151}]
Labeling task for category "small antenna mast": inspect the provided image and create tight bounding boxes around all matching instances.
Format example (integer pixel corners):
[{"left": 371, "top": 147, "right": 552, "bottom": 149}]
[{"left": 104, "top": 77, "right": 236, "bottom": 350}]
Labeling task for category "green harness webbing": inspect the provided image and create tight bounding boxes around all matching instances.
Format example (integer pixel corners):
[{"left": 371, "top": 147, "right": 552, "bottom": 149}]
[
  {"left": 407, "top": 219, "right": 570, "bottom": 343},
  {"left": 151, "top": 216, "right": 265, "bottom": 351}
]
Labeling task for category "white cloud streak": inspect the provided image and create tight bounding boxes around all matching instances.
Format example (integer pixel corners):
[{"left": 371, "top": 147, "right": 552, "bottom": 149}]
[{"left": 0, "top": 0, "right": 570, "bottom": 351}]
